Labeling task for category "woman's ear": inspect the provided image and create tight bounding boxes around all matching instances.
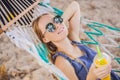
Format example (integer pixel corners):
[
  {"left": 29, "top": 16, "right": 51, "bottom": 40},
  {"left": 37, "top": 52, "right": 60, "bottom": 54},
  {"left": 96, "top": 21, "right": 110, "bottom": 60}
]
[{"left": 42, "top": 37, "right": 50, "bottom": 43}]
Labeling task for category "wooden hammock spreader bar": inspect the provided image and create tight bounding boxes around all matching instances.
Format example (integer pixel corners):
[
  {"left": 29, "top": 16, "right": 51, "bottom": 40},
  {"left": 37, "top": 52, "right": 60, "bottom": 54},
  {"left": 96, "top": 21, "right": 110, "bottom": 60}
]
[{"left": 1, "top": 0, "right": 40, "bottom": 32}]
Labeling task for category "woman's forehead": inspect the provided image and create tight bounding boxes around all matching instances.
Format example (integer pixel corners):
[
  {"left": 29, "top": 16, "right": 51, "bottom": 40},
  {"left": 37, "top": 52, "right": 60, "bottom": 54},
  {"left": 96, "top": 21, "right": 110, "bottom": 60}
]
[
  {"left": 38, "top": 14, "right": 54, "bottom": 31},
  {"left": 39, "top": 14, "right": 54, "bottom": 24},
  {"left": 41, "top": 14, "right": 54, "bottom": 21}
]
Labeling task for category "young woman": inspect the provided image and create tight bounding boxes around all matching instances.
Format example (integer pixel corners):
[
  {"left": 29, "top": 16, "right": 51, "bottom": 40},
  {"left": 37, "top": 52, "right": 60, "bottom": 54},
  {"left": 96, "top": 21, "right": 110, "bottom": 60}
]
[{"left": 32, "top": 1, "right": 120, "bottom": 80}]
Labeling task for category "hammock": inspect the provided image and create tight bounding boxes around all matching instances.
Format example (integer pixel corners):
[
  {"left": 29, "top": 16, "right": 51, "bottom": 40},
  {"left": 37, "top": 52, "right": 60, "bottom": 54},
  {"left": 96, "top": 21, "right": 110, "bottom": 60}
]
[
  {"left": 0, "top": 0, "right": 68, "bottom": 80},
  {"left": 0, "top": 0, "right": 119, "bottom": 79}
]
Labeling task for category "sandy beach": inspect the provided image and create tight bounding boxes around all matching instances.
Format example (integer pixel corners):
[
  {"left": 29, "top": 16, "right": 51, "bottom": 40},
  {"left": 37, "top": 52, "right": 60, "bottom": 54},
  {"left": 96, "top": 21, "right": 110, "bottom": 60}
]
[{"left": 0, "top": 0, "right": 120, "bottom": 80}]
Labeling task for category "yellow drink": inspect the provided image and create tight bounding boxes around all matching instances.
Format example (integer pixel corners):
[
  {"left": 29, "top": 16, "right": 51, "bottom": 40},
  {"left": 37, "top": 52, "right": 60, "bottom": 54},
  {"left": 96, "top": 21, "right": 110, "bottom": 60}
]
[{"left": 94, "top": 53, "right": 111, "bottom": 80}]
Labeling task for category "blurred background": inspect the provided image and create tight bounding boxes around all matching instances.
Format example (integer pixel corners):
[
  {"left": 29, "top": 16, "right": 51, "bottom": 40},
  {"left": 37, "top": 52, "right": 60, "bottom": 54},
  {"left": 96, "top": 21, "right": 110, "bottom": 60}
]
[{"left": 0, "top": 0, "right": 120, "bottom": 80}]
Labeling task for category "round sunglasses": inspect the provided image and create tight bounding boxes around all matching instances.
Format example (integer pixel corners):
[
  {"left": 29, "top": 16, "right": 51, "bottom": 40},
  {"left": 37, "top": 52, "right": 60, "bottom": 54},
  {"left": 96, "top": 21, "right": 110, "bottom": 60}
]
[{"left": 42, "top": 15, "right": 63, "bottom": 37}]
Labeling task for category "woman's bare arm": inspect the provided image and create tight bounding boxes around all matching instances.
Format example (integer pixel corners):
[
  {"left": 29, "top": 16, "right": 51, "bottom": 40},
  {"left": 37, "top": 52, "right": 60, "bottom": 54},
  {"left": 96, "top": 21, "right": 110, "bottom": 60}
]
[
  {"left": 62, "top": 1, "right": 81, "bottom": 42},
  {"left": 55, "top": 56, "right": 79, "bottom": 80}
]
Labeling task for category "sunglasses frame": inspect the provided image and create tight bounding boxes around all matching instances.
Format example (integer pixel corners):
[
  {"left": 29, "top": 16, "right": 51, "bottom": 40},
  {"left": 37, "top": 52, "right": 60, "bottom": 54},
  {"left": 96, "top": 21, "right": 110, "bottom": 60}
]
[{"left": 42, "top": 15, "right": 63, "bottom": 38}]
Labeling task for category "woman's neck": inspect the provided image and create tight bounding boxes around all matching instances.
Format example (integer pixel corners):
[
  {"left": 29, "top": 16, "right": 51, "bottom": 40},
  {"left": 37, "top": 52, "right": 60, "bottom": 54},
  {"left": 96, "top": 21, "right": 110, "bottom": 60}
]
[
  {"left": 53, "top": 38, "right": 83, "bottom": 59},
  {"left": 53, "top": 38, "right": 77, "bottom": 57}
]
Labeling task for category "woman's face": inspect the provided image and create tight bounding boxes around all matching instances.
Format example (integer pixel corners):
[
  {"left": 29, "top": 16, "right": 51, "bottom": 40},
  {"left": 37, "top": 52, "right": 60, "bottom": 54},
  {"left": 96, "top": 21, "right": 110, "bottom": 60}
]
[{"left": 38, "top": 14, "right": 68, "bottom": 43}]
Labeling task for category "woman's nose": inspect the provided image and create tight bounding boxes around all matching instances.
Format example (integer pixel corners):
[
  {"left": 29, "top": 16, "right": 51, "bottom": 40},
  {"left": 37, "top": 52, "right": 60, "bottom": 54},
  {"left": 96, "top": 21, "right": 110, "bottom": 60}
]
[{"left": 54, "top": 23, "right": 60, "bottom": 29}]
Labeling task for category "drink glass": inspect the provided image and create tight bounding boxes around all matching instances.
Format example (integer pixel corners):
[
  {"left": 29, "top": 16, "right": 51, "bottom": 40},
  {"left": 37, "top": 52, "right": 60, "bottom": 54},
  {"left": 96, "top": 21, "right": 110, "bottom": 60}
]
[{"left": 94, "top": 53, "right": 111, "bottom": 80}]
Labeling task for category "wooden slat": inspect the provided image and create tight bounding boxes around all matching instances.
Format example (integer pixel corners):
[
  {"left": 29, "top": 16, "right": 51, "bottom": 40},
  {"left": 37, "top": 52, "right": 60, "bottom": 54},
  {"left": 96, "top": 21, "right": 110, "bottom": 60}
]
[{"left": 1, "top": 0, "right": 40, "bottom": 31}]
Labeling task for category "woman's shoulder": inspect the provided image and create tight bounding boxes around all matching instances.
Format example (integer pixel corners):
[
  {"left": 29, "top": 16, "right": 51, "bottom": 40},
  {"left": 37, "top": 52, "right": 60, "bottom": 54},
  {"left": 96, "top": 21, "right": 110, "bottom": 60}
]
[
  {"left": 54, "top": 55, "right": 68, "bottom": 66},
  {"left": 52, "top": 52, "right": 71, "bottom": 62},
  {"left": 54, "top": 55, "right": 74, "bottom": 74},
  {"left": 54, "top": 52, "right": 72, "bottom": 65},
  {"left": 54, "top": 55, "right": 79, "bottom": 80}
]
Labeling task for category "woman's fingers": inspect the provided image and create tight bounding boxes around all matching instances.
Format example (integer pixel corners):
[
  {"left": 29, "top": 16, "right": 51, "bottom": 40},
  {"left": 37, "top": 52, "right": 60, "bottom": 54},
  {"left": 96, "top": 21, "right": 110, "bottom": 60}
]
[
  {"left": 95, "top": 69, "right": 110, "bottom": 79},
  {"left": 93, "top": 64, "right": 111, "bottom": 79}
]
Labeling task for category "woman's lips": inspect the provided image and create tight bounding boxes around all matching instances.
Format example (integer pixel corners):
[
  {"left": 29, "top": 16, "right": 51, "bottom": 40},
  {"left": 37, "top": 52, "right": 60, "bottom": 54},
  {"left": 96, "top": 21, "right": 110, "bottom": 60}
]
[{"left": 57, "top": 27, "right": 64, "bottom": 34}]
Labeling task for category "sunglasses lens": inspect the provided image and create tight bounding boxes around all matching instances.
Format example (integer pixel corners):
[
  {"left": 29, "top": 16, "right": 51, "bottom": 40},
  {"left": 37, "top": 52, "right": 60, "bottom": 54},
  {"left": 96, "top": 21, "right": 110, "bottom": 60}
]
[
  {"left": 59, "top": 17, "right": 63, "bottom": 23},
  {"left": 45, "top": 16, "right": 63, "bottom": 33},
  {"left": 54, "top": 15, "right": 63, "bottom": 24},
  {"left": 46, "top": 23, "right": 56, "bottom": 32}
]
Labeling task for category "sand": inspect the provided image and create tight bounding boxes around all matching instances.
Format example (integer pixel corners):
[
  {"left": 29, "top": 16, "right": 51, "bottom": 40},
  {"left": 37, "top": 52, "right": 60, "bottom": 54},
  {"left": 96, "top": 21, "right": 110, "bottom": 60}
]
[{"left": 0, "top": 0, "right": 120, "bottom": 80}]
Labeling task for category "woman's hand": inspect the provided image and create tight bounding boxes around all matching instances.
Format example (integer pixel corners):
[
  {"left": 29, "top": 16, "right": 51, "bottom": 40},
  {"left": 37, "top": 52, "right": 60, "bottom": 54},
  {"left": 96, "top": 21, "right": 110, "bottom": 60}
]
[
  {"left": 93, "top": 64, "right": 111, "bottom": 79},
  {"left": 87, "top": 63, "right": 112, "bottom": 80}
]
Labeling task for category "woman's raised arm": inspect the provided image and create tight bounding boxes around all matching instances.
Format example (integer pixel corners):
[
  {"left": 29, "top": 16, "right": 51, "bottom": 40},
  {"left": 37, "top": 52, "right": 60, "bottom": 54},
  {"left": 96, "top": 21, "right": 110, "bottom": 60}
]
[{"left": 62, "top": 1, "right": 82, "bottom": 42}]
